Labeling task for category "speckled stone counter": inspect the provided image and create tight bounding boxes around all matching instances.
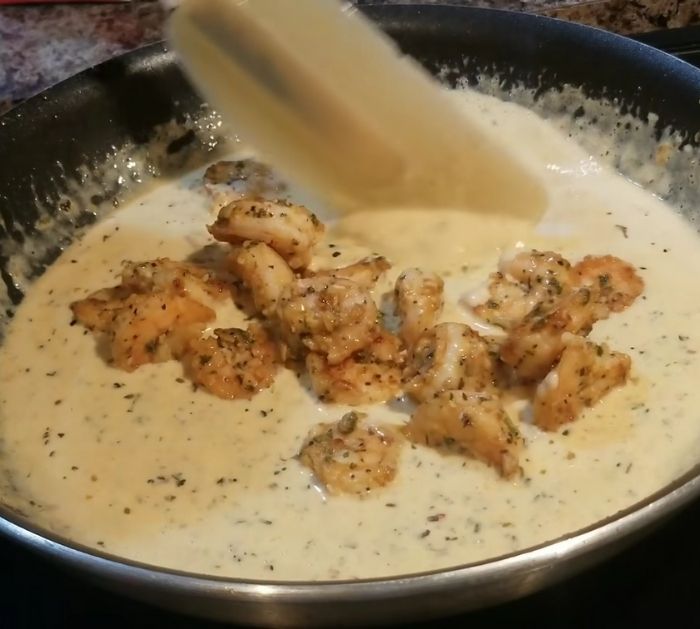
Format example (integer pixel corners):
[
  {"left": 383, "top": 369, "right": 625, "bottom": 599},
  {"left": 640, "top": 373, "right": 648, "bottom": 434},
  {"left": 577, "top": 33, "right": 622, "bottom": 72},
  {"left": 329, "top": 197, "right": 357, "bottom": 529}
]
[{"left": 0, "top": 0, "right": 699, "bottom": 115}]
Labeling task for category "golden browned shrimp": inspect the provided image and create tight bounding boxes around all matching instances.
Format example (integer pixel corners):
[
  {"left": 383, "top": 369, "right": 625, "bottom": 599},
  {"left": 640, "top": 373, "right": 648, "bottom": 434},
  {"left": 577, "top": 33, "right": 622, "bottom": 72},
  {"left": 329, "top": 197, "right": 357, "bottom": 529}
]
[
  {"left": 499, "top": 287, "right": 605, "bottom": 382},
  {"left": 276, "top": 276, "right": 379, "bottom": 364},
  {"left": 204, "top": 159, "right": 285, "bottom": 193},
  {"left": 306, "top": 329, "right": 404, "bottom": 405},
  {"left": 573, "top": 255, "right": 644, "bottom": 313},
  {"left": 394, "top": 268, "right": 444, "bottom": 346},
  {"left": 533, "top": 333, "right": 631, "bottom": 431},
  {"left": 228, "top": 242, "right": 294, "bottom": 317},
  {"left": 182, "top": 322, "right": 278, "bottom": 400},
  {"left": 110, "top": 293, "right": 215, "bottom": 372},
  {"left": 204, "top": 160, "right": 246, "bottom": 186},
  {"left": 501, "top": 249, "right": 573, "bottom": 297},
  {"left": 311, "top": 256, "right": 390, "bottom": 290},
  {"left": 404, "top": 323, "right": 495, "bottom": 403},
  {"left": 298, "top": 411, "right": 403, "bottom": 496},
  {"left": 467, "top": 272, "right": 531, "bottom": 330},
  {"left": 71, "top": 285, "right": 134, "bottom": 332},
  {"left": 470, "top": 250, "right": 573, "bottom": 330},
  {"left": 71, "top": 256, "right": 230, "bottom": 333},
  {"left": 498, "top": 254, "right": 643, "bottom": 382},
  {"left": 404, "top": 390, "right": 522, "bottom": 478},
  {"left": 120, "top": 258, "right": 231, "bottom": 302},
  {"left": 208, "top": 198, "right": 324, "bottom": 269},
  {"left": 203, "top": 160, "right": 287, "bottom": 210}
]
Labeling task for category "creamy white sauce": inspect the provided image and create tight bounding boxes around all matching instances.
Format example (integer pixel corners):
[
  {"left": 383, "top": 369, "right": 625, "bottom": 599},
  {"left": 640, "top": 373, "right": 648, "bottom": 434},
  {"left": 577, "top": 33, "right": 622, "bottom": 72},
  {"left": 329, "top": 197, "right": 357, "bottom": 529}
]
[{"left": 1, "top": 90, "right": 700, "bottom": 581}]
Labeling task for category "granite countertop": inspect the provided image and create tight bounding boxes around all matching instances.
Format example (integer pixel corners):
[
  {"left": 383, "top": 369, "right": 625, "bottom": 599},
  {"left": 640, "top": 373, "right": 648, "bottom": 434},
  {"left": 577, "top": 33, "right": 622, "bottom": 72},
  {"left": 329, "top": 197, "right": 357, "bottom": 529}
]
[{"left": 0, "top": 0, "right": 698, "bottom": 115}]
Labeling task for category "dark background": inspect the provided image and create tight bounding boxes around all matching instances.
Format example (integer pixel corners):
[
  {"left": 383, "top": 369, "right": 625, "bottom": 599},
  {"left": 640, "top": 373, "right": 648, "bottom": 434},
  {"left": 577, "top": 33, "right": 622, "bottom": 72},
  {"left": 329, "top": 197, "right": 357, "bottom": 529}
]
[{"left": 2, "top": 27, "right": 700, "bottom": 629}]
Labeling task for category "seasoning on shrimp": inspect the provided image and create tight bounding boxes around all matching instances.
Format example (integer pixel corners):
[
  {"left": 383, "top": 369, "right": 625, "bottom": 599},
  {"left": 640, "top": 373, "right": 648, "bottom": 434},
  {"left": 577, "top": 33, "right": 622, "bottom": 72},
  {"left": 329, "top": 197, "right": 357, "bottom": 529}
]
[
  {"left": 120, "top": 258, "right": 231, "bottom": 302},
  {"left": 203, "top": 159, "right": 286, "bottom": 209},
  {"left": 228, "top": 241, "right": 294, "bottom": 317},
  {"left": 404, "top": 322, "right": 496, "bottom": 402},
  {"left": 533, "top": 333, "right": 631, "bottom": 431},
  {"left": 208, "top": 198, "right": 324, "bottom": 269},
  {"left": 298, "top": 412, "right": 404, "bottom": 496},
  {"left": 467, "top": 249, "right": 573, "bottom": 330},
  {"left": 71, "top": 266, "right": 217, "bottom": 372},
  {"left": 276, "top": 276, "right": 380, "bottom": 364},
  {"left": 499, "top": 287, "right": 602, "bottom": 382},
  {"left": 182, "top": 323, "right": 279, "bottom": 400},
  {"left": 394, "top": 268, "right": 444, "bottom": 346},
  {"left": 306, "top": 328, "right": 404, "bottom": 405},
  {"left": 310, "top": 256, "right": 391, "bottom": 290},
  {"left": 109, "top": 293, "right": 214, "bottom": 372},
  {"left": 404, "top": 390, "right": 523, "bottom": 478},
  {"left": 500, "top": 254, "right": 642, "bottom": 382},
  {"left": 572, "top": 254, "right": 644, "bottom": 313}
]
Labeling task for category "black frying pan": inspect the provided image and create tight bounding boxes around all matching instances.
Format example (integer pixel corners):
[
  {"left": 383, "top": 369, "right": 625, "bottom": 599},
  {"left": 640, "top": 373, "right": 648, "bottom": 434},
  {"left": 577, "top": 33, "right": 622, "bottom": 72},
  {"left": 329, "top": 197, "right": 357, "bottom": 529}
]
[{"left": 1, "top": 5, "right": 700, "bottom": 627}]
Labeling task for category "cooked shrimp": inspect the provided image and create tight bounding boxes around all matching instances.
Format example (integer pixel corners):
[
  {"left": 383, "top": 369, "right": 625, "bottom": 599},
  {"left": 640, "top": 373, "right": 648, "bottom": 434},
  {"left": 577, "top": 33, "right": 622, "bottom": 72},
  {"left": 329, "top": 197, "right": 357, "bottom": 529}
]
[
  {"left": 468, "top": 272, "right": 531, "bottom": 330},
  {"left": 70, "top": 285, "right": 133, "bottom": 332},
  {"left": 298, "top": 411, "right": 403, "bottom": 496},
  {"left": 204, "top": 160, "right": 246, "bottom": 186},
  {"left": 404, "top": 323, "right": 495, "bottom": 403},
  {"left": 394, "top": 268, "right": 444, "bottom": 346},
  {"left": 71, "top": 257, "right": 229, "bottom": 336},
  {"left": 228, "top": 242, "right": 294, "bottom": 317},
  {"left": 182, "top": 322, "right": 278, "bottom": 400},
  {"left": 276, "top": 276, "right": 379, "bottom": 364},
  {"left": 110, "top": 293, "right": 215, "bottom": 372},
  {"left": 470, "top": 250, "right": 573, "bottom": 330},
  {"left": 405, "top": 390, "right": 522, "bottom": 478},
  {"left": 203, "top": 160, "right": 286, "bottom": 209},
  {"left": 121, "top": 258, "right": 231, "bottom": 302},
  {"left": 501, "top": 249, "right": 573, "bottom": 297},
  {"left": 203, "top": 159, "right": 285, "bottom": 193},
  {"left": 533, "top": 333, "right": 631, "bottom": 431},
  {"left": 499, "top": 287, "right": 605, "bottom": 382},
  {"left": 573, "top": 255, "right": 644, "bottom": 313},
  {"left": 306, "top": 329, "right": 404, "bottom": 405},
  {"left": 208, "top": 198, "right": 324, "bottom": 269},
  {"left": 311, "top": 256, "right": 390, "bottom": 290}
]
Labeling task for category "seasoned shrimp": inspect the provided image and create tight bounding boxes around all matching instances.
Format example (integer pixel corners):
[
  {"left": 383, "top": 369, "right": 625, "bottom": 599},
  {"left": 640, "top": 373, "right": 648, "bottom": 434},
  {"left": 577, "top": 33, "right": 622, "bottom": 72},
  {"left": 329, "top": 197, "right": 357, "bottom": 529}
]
[
  {"left": 298, "top": 411, "right": 403, "bottom": 496},
  {"left": 71, "top": 285, "right": 133, "bottom": 332},
  {"left": 533, "top": 333, "right": 631, "bottom": 431},
  {"left": 404, "top": 322, "right": 495, "bottom": 403},
  {"left": 71, "top": 257, "right": 229, "bottom": 336},
  {"left": 110, "top": 293, "right": 215, "bottom": 372},
  {"left": 501, "top": 250, "right": 573, "bottom": 297},
  {"left": 311, "top": 256, "right": 390, "bottom": 290},
  {"left": 405, "top": 390, "right": 522, "bottom": 478},
  {"left": 573, "top": 255, "right": 644, "bottom": 313},
  {"left": 208, "top": 198, "right": 324, "bottom": 269},
  {"left": 121, "top": 258, "right": 231, "bottom": 302},
  {"left": 394, "top": 268, "right": 444, "bottom": 346},
  {"left": 470, "top": 250, "right": 573, "bottom": 330},
  {"left": 228, "top": 242, "right": 294, "bottom": 317},
  {"left": 467, "top": 272, "right": 531, "bottom": 330},
  {"left": 204, "top": 160, "right": 250, "bottom": 186},
  {"left": 182, "top": 322, "right": 278, "bottom": 400},
  {"left": 203, "top": 160, "right": 286, "bottom": 209},
  {"left": 306, "top": 329, "right": 404, "bottom": 405},
  {"left": 277, "top": 276, "right": 379, "bottom": 364},
  {"left": 499, "top": 287, "right": 605, "bottom": 382}
]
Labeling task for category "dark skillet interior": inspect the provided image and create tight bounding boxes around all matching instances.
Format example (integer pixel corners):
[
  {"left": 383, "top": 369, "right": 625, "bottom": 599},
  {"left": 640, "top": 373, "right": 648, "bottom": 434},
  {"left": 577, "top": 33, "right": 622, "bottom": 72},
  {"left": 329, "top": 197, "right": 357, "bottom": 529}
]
[{"left": 1, "top": 5, "right": 699, "bottom": 313}]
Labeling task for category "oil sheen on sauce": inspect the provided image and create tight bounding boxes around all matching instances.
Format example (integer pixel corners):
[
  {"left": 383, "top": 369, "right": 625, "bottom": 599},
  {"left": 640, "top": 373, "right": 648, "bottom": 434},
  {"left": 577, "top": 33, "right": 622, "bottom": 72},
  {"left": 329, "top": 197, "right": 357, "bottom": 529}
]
[{"left": 1, "top": 91, "right": 699, "bottom": 581}]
